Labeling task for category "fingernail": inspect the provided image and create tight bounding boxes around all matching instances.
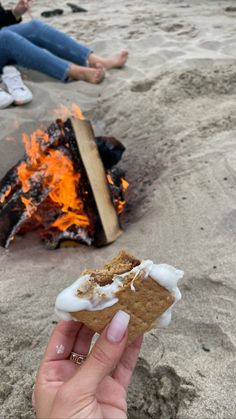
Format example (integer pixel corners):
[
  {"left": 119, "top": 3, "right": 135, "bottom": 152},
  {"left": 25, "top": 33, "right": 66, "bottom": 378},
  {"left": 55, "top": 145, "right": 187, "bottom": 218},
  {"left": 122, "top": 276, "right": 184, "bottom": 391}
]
[{"left": 107, "top": 310, "right": 130, "bottom": 344}]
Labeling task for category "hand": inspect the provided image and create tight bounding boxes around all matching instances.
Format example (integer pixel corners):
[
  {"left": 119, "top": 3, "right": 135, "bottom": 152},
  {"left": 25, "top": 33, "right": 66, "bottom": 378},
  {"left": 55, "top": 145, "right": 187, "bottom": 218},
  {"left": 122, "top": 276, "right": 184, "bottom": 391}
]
[
  {"left": 13, "top": 0, "right": 31, "bottom": 19},
  {"left": 34, "top": 311, "right": 143, "bottom": 419}
]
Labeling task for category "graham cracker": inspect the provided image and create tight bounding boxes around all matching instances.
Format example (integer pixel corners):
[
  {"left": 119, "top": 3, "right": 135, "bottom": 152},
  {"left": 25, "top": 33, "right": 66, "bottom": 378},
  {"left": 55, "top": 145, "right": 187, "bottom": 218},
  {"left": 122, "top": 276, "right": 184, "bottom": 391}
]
[{"left": 71, "top": 251, "right": 175, "bottom": 343}]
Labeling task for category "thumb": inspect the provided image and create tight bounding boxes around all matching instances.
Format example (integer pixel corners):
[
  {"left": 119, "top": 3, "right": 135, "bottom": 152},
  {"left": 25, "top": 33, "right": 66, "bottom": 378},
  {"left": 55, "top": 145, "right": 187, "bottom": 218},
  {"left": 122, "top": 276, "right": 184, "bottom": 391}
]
[{"left": 71, "top": 310, "right": 130, "bottom": 394}]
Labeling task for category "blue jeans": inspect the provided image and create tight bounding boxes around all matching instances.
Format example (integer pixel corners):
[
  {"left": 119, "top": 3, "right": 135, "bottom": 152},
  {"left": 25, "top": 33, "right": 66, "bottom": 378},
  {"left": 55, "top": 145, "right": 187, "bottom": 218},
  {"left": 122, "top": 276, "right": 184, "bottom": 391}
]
[{"left": 0, "top": 20, "right": 92, "bottom": 81}]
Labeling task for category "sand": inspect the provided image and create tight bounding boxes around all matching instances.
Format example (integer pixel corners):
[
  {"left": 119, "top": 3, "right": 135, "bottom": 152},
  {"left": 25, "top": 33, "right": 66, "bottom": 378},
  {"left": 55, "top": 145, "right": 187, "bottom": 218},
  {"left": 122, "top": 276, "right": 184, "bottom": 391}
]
[{"left": 0, "top": 0, "right": 236, "bottom": 418}]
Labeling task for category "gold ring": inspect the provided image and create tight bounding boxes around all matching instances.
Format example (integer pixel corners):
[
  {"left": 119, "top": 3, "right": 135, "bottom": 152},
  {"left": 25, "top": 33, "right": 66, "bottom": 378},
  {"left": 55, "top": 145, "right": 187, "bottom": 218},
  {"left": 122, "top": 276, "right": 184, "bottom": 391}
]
[{"left": 70, "top": 352, "right": 87, "bottom": 365}]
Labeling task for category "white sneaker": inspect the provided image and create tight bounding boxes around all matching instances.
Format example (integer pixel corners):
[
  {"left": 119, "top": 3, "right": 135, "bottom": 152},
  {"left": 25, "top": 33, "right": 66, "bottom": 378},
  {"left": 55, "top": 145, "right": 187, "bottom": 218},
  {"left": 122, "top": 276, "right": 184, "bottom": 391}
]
[
  {"left": 0, "top": 87, "right": 14, "bottom": 109},
  {"left": 2, "top": 66, "right": 33, "bottom": 105}
]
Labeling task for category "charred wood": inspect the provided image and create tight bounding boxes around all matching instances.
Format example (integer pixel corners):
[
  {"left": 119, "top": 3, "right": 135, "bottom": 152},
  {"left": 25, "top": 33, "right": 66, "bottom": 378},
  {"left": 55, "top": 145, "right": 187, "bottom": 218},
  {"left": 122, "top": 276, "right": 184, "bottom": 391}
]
[
  {"left": 0, "top": 161, "right": 24, "bottom": 210},
  {"left": 0, "top": 117, "right": 126, "bottom": 248},
  {"left": 57, "top": 119, "right": 126, "bottom": 170},
  {"left": 0, "top": 185, "right": 51, "bottom": 248},
  {"left": 0, "top": 120, "right": 126, "bottom": 210},
  {"left": 41, "top": 226, "right": 93, "bottom": 250},
  {"left": 94, "top": 136, "right": 125, "bottom": 169}
]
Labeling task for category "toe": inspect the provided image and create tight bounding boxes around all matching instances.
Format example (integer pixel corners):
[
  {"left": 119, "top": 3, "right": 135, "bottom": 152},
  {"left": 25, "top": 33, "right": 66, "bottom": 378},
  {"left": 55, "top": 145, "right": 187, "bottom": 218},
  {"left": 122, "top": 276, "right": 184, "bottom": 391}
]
[
  {"left": 93, "top": 66, "right": 105, "bottom": 83},
  {"left": 95, "top": 63, "right": 103, "bottom": 70},
  {"left": 121, "top": 48, "right": 128, "bottom": 55}
]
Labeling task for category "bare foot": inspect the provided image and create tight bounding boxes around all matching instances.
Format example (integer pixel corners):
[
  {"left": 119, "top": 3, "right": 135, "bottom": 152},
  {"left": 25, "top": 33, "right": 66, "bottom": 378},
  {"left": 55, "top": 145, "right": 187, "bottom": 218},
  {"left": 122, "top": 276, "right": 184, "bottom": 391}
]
[
  {"left": 89, "top": 49, "right": 129, "bottom": 70},
  {"left": 68, "top": 63, "right": 105, "bottom": 83}
]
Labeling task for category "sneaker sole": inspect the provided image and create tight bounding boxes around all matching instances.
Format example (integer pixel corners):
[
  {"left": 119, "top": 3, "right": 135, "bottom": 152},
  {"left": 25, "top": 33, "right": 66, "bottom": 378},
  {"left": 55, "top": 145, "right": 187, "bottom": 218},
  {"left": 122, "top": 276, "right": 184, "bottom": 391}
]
[
  {"left": 14, "top": 97, "right": 33, "bottom": 106},
  {"left": 0, "top": 98, "right": 14, "bottom": 109}
]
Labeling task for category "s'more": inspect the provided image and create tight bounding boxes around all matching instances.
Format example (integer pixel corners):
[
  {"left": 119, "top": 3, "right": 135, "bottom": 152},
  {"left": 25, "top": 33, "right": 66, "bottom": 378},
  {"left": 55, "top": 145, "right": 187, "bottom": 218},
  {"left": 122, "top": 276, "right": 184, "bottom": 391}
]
[{"left": 55, "top": 251, "right": 183, "bottom": 343}]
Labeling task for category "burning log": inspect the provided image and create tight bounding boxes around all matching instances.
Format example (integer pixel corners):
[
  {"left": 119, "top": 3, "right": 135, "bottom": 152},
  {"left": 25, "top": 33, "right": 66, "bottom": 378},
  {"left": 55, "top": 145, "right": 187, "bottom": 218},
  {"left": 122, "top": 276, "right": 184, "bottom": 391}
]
[
  {"left": 0, "top": 122, "right": 125, "bottom": 209},
  {"left": 0, "top": 111, "right": 128, "bottom": 249},
  {"left": 0, "top": 163, "right": 22, "bottom": 210},
  {"left": 0, "top": 191, "right": 26, "bottom": 248},
  {"left": 71, "top": 117, "right": 122, "bottom": 245},
  {"left": 0, "top": 183, "right": 50, "bottom": 248},
  {"left": 41, "top": 227, "right": 93, "bottom": 250},
  {"left": 90, "top": 136, "right": 125, "bottom": 169}
]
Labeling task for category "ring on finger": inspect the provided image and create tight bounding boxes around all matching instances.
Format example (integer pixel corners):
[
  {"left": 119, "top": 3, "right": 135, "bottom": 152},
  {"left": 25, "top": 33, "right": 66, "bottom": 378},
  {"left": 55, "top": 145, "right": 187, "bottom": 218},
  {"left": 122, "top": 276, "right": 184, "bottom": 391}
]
[{"left": 70, "top": 351, "right": 87, "bottom": 366}]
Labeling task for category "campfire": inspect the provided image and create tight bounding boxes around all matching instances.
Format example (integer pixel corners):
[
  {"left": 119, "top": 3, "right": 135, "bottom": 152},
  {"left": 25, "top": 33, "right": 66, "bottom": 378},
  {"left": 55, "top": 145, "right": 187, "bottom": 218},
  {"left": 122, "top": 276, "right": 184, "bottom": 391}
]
[{"left": 0, "top": 106, "right": 128, "bottom": 249}]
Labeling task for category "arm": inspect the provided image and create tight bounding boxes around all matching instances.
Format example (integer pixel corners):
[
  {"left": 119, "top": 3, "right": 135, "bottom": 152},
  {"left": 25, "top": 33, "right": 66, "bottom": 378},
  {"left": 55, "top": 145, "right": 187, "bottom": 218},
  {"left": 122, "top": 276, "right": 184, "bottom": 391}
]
[{"left": 0, "top": 3, "right": 21, "bottom": 29}]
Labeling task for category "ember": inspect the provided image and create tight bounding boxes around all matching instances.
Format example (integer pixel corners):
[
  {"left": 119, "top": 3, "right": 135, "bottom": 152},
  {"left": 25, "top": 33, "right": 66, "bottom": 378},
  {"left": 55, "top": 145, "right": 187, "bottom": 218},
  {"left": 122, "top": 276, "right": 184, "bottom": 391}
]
[{"left": 0, "top": 107, "right": 128, "bottom": 249}]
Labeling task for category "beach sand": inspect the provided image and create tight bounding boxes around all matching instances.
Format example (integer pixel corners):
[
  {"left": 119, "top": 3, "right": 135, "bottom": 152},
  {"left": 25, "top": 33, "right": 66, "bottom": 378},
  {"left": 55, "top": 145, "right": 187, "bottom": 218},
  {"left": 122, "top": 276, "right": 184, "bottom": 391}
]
[{"left": 0, "top": 0, "right": 236, "bottom": 418}]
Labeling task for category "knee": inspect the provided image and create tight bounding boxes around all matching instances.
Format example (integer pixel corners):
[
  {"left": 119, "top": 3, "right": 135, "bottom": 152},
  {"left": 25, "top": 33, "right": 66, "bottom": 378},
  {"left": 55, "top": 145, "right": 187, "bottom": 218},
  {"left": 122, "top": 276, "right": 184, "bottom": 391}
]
[
  {"left": 29, "top": 19, "right": 46, "bottom": 31},
  {"left": 0, "top": 29, "right": 15, "bottom": 43}
]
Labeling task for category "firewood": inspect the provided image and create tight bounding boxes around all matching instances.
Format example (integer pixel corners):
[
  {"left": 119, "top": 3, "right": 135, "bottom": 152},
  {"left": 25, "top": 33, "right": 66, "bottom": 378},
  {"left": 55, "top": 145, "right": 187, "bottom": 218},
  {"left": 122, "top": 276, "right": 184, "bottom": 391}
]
[
  {"left": 70, "top": 117, "right": 122, "bottom": 245},
  {"left": 0, "top": 185, "right": 50, "bottom": 247},
  {"left": 0, "top": 116, "right": 126, "bottom": 248}
]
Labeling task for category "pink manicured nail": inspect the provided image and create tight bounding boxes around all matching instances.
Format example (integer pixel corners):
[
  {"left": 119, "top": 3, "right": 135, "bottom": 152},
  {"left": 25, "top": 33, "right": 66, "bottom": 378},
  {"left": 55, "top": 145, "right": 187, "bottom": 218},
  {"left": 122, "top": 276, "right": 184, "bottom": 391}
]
[{"left": 107, "top": 310, "right": 130, "bottom": 343}]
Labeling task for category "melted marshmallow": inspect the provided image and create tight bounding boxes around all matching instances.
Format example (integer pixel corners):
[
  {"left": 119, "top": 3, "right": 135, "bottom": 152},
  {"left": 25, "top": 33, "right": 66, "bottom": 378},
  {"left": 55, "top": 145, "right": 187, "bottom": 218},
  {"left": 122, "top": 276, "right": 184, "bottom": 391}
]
[{"left": 55, "top": 260, "right": 184, "bottom": 325}]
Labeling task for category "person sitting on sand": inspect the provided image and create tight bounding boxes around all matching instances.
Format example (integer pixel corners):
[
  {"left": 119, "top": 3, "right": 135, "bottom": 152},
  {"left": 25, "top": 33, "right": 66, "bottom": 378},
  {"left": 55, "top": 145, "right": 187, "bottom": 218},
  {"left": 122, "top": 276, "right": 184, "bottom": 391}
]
[{"left": 0, "top": 0, "right": 128, "bottom": 85}]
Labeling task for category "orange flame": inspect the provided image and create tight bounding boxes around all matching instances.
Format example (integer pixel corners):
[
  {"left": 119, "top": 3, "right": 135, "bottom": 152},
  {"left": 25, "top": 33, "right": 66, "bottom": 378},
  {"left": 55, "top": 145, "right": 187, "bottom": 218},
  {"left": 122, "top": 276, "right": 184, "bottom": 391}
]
[
  {"left": 52, "top": 212, "right": 90, "bottom": 230},
  {"left": 71, "top": 104, "right": 85, "bottom": 120},
  {"left": 21, "top": 196, "right": 35, "bottom": 217},
  {"left": 116, "top": 200, "right": 125, "bottom": 215},
  {"left": 121, "top": 178, "right": 129, "bottom": 191},
  {"left": 106, "top": 174, "right": 114, "bottom": 185},
  {"left": 53, "top": 104, "right": 85, "bottom": 121},
  {"left": 0, "top": 185, "right": 12, "bottom": 204},
  {"left": 117, "top": 178, "right": 129, "bottom": 214},
  {"left": 17, "top": 130, "right": 90, "bottom": 231},
  {"left": 106, "top": 175, "right": 129, "bottom": 215},
  {"left": 16, "top": 105, "right": 128, "bottom": 236}
]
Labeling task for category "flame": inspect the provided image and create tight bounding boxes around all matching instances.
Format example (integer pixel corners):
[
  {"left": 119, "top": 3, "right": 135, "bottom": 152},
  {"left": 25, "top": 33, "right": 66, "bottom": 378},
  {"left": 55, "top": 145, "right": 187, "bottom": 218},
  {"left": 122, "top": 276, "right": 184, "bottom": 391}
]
[
  {"left": 121, "top": 177, "right": 129, "bottom": 191},
  {"left": 71, "top": 104, "right": 85, "bottom": 120},
  {"left": 106, "top": 174, "right": 114, "bottom": 185},
  {"left": 116, "top": 200, "right": 125, "bottom": 215},
  {"left": 106, "top": 175, "right": 129, "bottom": 215},
  {"left": 15, "top": 105, "right": 128, "bottom": 239},
  {"left": 53, "top": 104, "right": 85, "bottom": 121},
  {"left": 52, "top": 212, "right": 90, "bottom": 230},
  {"left": 0, "top": 186, "right": 11, "bottom": 204},
  {"left": 21, "top": 196, "right": 35, "bottom": 217},
  {"left": 17, "top": 130, "right": 90, "bottom": 231},
  {"left": 117, "top": 178, "right": 129, "bottom": 214}
]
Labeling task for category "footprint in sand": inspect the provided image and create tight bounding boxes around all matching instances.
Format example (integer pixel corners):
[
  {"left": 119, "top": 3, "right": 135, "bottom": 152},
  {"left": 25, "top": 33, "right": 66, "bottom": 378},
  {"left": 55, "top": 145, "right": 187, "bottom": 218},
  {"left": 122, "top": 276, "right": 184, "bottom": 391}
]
[
  {"left": 224, "top": 6, "right": 236, "bottom": 13},
  {"left": 131, "top": 80, "right": 155, "bottom": 92},
  {"left": 159, "top": 22, "right": 197, "bottom": 38},
  {"left": 160, "top": 23, "right": 184, "bottom": 33},
  {"left": 128, "top": 358, "right": 197, "bottom": 419}
]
